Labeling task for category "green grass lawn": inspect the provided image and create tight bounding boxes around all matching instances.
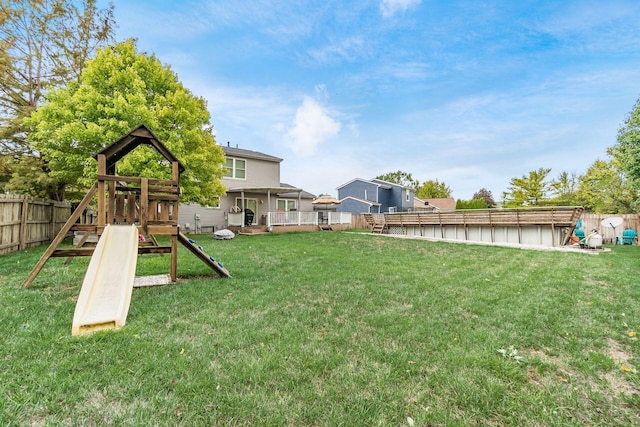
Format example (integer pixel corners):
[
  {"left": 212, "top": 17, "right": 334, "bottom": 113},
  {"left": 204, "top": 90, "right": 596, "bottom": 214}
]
[{"left": 2, "top": 231, "right": 639, "bottom": 426}]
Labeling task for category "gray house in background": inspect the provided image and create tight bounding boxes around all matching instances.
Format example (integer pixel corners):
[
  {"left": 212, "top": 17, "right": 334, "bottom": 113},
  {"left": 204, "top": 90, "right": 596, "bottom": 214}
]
[
  {"left": 336, "top": 178, "right": 415, "bottom": 214},
  {"left": 179, "top": 144, "right": 315, "bottom": 232}
]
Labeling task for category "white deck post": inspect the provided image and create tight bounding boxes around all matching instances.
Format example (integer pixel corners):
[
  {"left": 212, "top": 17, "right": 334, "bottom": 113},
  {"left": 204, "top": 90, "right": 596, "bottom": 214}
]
[{"left": 267, "top": 189, "right": 272, "bottom": 227}]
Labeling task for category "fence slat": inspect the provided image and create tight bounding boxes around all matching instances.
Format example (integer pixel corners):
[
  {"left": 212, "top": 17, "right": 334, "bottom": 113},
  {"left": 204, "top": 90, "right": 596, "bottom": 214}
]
[{"left": 0, "top": 195, "right": 72, "bottom": 255}]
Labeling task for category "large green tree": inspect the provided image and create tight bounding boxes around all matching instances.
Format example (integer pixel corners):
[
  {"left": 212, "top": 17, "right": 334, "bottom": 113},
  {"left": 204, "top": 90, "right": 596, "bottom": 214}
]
[
  {"left": 575, "top": 159, "right": 637, "bottom": 213},
  {"left": 24, "top": 40, "right": 226, "bottom": 204},
  {"left": 502, "top": 167, "right": 551, "bottom": 207},
  {"left": 416, "top": 179, "right": 452, "bottom": 199},
  {"left": 0, "top": 0, "right": 115, "bottom": 156},
  {"left": 548, "top": 171, "right": 579, "bottom": 206},
  {"left": 612, "top": 96, "right": 640, "bottom": 187}
]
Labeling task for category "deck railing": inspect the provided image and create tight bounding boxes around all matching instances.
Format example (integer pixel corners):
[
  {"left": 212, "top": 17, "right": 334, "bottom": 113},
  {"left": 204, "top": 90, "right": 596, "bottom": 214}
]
[
  {"left": 328, "top": 212, "right": 352, "bottom": 224},
  {"left": 268, "top": 211, "right": 318, "bottom": 226},
  {"left": 267, "top": 211, "right": 352, "bottom": 227},
  {"left": 363, "top": 207, "right": 584, "bottom": 246}
]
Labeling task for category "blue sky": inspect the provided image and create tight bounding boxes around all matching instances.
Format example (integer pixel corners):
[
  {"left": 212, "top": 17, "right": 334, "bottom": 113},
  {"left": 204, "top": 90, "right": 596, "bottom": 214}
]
[{"left": 102, "top": 0, "right": 640, "bottom": 200}]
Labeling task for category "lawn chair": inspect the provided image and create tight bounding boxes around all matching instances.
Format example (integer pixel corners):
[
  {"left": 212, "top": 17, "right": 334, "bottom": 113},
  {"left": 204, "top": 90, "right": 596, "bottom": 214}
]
[{"left": 617, "top": 228, "right": 638, "bottom": 245}]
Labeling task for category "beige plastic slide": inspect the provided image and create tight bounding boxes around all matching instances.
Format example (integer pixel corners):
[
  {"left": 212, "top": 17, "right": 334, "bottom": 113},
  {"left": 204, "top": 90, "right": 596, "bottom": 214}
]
[{"left": 72, "top": 224, "right": 139, "bottom": 336}]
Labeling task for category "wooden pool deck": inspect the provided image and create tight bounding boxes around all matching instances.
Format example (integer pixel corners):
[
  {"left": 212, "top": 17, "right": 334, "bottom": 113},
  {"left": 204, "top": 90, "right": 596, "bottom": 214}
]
[{"left": 364, "top": 206, "right": 584, "bottom": 247}]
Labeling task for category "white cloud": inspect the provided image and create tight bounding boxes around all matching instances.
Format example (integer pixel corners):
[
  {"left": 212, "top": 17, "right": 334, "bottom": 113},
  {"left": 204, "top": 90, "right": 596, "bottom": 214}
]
[
  {"left": 286, "top": 97, "right": 341, "bottom": 156},
  {"left": 314, "top": 84, "right": 330, "bottom": 102},
  {"left": 306, "top": 36, "right": 369, "bottom": 64},
  {"left": 380, "top": 0, "right": 421, "bottom": 18}
]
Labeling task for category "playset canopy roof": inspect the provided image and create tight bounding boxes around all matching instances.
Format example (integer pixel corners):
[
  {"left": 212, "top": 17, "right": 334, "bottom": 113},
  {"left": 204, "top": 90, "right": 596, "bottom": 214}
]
[{"left": 94, "top": 124, "right": 185, "bottom": 174}]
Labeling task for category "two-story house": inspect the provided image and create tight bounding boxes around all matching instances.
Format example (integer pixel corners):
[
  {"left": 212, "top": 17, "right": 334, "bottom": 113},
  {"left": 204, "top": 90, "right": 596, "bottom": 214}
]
[
  {"left": 336, "top": 178, "right": 415, "bottom": 214},
  {"left": 179, "top": 143, "right": 315, "bottom": 232}
]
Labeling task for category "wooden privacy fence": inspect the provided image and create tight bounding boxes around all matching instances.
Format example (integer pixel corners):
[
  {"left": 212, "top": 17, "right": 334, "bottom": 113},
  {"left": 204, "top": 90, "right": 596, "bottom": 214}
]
[
  {"left": 351, "top": 214, "right": 370, "bottom": 230},
  {"left": 580, "top": 213, "right": 640, "bottom": 244},
  {"left": 0, "top": 194, "right": 72, "bottom": 255}
]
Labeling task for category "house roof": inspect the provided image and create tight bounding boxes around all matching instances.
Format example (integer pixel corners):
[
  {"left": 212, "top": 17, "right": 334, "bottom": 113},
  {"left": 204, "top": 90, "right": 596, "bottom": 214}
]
[
  {"left": 278, "top": 183, "right": 316, "bottom": 199},
  {"left": 340, "top": 195, "right": 381, "bottom": 207},
  {"left": 414, "top": 197, "right": 440, "bottom": 210},
  {"left": 336, "top": 177, "right": 379, "bottom": 190},
  {"left": 222, "top": 145, "right": 283, "bottom": 163},
  {"left": 371, "top": 178, "right": 412, "bottom": 190},
  {"left": 337, "top": 177, "right": 412, "bottom": 191},
  {"left": 94, "top": 124, "right": 185, "bottom": 174},
  {"left": 225, "top": 183, "right": 315, "bottom": 199},
  {"left": 420, "top": 197, "right": 456, "bottom": 211},
  {"left": 226, "top": 185, "right": 301, "bottom": 194}
]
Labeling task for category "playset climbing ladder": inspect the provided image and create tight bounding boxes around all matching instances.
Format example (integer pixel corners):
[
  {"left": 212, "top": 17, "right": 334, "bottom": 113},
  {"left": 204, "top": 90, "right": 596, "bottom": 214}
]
[{"left": 178, "top": 233, "right": 229, "bottom": 277}]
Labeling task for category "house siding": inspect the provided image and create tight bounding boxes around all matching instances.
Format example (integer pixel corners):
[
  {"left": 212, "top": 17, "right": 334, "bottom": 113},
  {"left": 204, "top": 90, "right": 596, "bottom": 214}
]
[
  {"left": 223, "top": 154, "right": 281, "bottom": 189},
  {"left": 377, "top": 187, "right": 393, "bottom": 211},
  {"left": 180, "top": 203, "right": 222, "bottom": 232},
  {"left": 338, "top": 179, "right": 379, "bottom": 203},
  {"left": 400, "top": 188, "right": 414, "bottom": 211},
  {"left": 339, "top": 197, "right": 378, "bottom": 214},
  {"left": 338, "top": 178, "right": 414, "bottom": 214}
]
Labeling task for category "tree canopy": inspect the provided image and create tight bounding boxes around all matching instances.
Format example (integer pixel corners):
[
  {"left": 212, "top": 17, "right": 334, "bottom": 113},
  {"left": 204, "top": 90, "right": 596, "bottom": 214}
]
[
  {"left": 575, "top": 159, "right": 637, "bottom": 213},
  {"left": 548, "top": 171, "right": 579, "bottom": 206},
  {"left": 502, "top": 168, "right": 551, "bottom": 207},
  {"left": 456, "top": 198, "right": 488, "bottom": 209},
  {"left": 24, "top": 40, "right": 226, "bottom": 204},
  {"left": 472, "top": 188, "right": 496, "bottom": 208},
  {"left": 0, "top": 0, "right": 115, "bottom": 156},
  {"left": 612, "top": 96, "right": 640, "bottom": 189},
  {"left": 416, "top": 179, "right": 452, "bottom": 199},
  {"left": 375, "top": 170, "right": 419, "bottom": 189}
]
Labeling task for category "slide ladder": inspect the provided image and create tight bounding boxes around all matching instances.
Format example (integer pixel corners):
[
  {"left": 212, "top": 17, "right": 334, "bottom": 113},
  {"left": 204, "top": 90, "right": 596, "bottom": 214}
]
[
  {"left": 72, "top": 224, "right": 139, "bottom": 336},
  {"left": 178, "top": 233, "right": 231, "bottom": 278}
]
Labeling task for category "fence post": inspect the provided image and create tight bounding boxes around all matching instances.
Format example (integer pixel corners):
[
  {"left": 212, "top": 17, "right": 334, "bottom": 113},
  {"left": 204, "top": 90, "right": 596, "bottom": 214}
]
[
  {"left": 50, "top": 200, "right": 56, "bottom": 242},
  {"left": 19, "top": 196, "right": 28, "bottom": 251}
]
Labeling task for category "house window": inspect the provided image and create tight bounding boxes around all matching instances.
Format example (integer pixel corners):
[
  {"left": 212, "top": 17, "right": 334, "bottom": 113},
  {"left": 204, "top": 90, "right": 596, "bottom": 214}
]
[
  {"left": 224, "top": 158, "right": 246, "bottom": 179},
  {"left": 406, "top": 192, "right": 410, "bottom": 202},
  {"left": 205, "top": 197, "right": 221, "bottom": 209},
  {"left": 277, "top": 199, "right": 297, "bottom": 211}
]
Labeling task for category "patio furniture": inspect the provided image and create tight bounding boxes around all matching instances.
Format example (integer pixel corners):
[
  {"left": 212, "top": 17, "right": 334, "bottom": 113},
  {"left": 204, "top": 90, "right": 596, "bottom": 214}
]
[{"left": 616, "top": 228, "right": 638, "bottom": 245}]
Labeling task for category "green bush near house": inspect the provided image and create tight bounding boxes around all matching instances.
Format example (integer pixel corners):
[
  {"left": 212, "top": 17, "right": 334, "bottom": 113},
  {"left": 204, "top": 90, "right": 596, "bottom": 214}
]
[{"left": 2, "top": 232, "right": 639, "bottom": 425}]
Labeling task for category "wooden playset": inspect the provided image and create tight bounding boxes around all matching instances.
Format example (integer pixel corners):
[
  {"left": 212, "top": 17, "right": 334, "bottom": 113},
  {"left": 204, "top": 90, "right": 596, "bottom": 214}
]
[{"left": 22, "top": 124, "right": 230, "bottom": 290}]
